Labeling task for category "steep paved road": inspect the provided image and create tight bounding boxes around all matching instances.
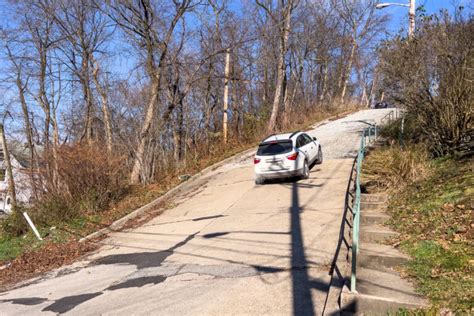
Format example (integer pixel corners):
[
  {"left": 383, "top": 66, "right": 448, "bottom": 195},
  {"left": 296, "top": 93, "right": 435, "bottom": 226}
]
[{"left": 0, "top": 109, "right": 393, "bottom": 315}]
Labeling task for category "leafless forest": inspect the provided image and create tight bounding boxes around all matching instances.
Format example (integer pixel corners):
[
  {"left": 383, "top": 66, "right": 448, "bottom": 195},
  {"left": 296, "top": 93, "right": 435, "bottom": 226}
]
[{"left": 0, "top": 0, "right": 391, "bottom": 229}]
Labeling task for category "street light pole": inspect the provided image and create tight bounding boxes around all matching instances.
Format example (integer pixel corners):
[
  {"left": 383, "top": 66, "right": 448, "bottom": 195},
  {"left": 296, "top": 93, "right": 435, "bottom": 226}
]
[
  {"left": 408, "top": 0, "right": 415, "bottom": 38},
  {"left": 376, "top": 0, "right": 415, "bottom": 38}
]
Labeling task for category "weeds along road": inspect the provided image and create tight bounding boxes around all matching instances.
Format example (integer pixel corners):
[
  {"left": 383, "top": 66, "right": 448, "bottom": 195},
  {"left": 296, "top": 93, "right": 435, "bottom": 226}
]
[{"left": 0, "top": 109, "right": 393, "bottom": 315}]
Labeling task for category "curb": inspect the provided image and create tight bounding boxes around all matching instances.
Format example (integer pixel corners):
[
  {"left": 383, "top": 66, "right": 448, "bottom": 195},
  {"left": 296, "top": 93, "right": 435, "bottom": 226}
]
[
  {"left": 79, "top": 147, "right": 256, "bottom": 242},
  {"left": 79, "top": 109, "right": 357, "bottom": 243}
]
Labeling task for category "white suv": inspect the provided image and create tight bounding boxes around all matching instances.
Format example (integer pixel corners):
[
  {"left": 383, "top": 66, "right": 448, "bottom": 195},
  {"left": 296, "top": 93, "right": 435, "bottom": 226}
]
[{"left": 254, "top": 131, "right": 323, "bottom": 184}]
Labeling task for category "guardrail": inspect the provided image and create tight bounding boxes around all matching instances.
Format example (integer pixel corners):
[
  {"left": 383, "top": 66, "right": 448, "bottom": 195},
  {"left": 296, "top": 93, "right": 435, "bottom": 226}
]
[{"left": 350, "top": 109, "right": 398, "bottom": 293}]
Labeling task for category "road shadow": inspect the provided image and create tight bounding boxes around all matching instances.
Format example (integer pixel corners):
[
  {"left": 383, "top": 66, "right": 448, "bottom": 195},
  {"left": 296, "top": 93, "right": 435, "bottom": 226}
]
[
  {"left": 290, "top": 181, "right": 317, "bottom": 316},
  {"left": 289, "top": 183, "right": 329, "bottom": 315}
]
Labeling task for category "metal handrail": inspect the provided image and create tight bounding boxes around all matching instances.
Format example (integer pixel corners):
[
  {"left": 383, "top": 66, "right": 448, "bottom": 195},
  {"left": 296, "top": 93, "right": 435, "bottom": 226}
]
[
  {"left": 350, "top": 128, "right": 368, "bottom": 292},
  {"left": 350, "top": 110, "right": 397, "bottom": 292}
]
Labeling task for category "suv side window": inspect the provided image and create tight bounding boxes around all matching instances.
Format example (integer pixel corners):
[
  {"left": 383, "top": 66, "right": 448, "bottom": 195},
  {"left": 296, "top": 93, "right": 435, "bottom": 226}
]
[
  {"left": 296, "top": 135, "right": 305, "bottom": 148},
  {"left": 303, "top": 134, "right": 313, "bottom": 144}
]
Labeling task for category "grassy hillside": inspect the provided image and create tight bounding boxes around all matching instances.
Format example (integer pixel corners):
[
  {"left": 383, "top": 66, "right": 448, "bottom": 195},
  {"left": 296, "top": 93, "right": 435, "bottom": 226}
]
[{"left": 363, "top": 148, "right": 473, "bottom": 313}]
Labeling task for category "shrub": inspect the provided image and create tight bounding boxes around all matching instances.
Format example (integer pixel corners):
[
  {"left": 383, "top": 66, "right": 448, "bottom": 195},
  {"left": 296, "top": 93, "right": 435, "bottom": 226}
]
[
  {"left": 40, "top": 143, "right": 127, "bottom": 221},
  {"left": 378, "top": 13, "right": 473, "bottom": 156},
  {"left": 2, "top": 143, "right": 128, "bottom": 237}
]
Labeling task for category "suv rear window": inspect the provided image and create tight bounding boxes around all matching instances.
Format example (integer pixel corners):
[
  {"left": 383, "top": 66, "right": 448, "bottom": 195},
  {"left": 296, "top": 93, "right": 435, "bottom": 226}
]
[{"left": 257, "top": 140, "right": 293, "bottom": 156}]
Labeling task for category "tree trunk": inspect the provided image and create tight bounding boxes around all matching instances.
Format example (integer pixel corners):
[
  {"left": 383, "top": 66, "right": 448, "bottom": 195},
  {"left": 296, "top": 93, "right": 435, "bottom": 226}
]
[
  {"left": 0, "top": 124, "right": 17, "bottom": 210},
  {"left": 222, "top": 48, "right": 231, "bottom": 144},
  {"left": 318, "top": 61, "right": 329, "bottom": 104},
  {"left": 16, "top": 76, "right": 38, "bottom": 199},
  {"left": 125, "top": 1, "right": 189, "bottom": 184},
  {"left": 130, "top": 80, "right": 160, "bottom": 184},
  {"left": 174, "top": 99, "right": 185, "bottom": 163},
  {"left": 38, "top": 51, "right": 51, "bottom": 150},
  {"left": 81, "top": 53, "right": 94, "bottom": 142},
  {"left": 51, "top": 105, "right": 61, "bottom": 189},
  {"left": 339, "top": 39, "right": 357, "bottom": 105},
  {"left": 92, "top": 60, "right": 113, "bottom": 154},
  {"left": 267, "top": 4, "right": 292, "bottom": 133}
]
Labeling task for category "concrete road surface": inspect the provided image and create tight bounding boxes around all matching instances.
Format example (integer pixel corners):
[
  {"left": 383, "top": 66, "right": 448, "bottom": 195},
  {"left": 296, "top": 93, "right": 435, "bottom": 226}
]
[{"left": 0, "top": 109, "right": 394, "bottom": 315}]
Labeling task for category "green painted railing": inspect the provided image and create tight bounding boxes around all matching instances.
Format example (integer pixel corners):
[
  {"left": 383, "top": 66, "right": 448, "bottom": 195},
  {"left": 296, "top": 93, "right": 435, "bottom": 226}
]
[{"left": 350, "top": 110, "right": 398, "bottom": 292}]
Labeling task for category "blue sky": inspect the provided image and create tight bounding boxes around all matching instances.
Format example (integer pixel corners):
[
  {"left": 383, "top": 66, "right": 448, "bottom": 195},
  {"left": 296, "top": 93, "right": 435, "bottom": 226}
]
[
  {"left": 383, "top": 0, "right": 472, "bottom": 34},
  {"left": 0, "top": 0, "right": 470, "bottom": 109}
]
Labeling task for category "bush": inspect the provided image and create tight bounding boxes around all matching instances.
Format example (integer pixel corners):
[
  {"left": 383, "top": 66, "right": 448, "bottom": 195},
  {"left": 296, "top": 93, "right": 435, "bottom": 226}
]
[
  {"left": 378, "top": 13, "right": 473, "bottom": 156},
  {"left": 2, "top": 143, "right": 128, "bottom": 237},
  {"left": 362, "top": 145, "right": 430, "bottom": 192},
  {"left": 39, "top": 143, "right": 127, "bottom": 222}
]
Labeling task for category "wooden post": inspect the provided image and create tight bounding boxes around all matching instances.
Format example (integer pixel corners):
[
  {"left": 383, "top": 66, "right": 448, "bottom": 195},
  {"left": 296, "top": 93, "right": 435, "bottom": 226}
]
[{"left": 223, "top": 48, "right": 231, "bottom": 144}]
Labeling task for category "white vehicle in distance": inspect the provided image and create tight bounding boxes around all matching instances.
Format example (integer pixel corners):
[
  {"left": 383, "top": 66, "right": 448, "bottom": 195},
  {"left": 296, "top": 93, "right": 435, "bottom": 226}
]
[{"left": 254, "top": 131, "right": 323, "bottom": 184}]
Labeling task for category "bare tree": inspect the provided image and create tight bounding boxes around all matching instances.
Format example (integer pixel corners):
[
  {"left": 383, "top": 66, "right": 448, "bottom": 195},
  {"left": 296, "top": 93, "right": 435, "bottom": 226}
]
[
  {"left": 53, "top": 0, "right": 111, "bottom": 143},
  {"left": 106, "top": 0, "right": 193, "bottom": 184},
  {"left": 256, "top": 0, "right": 299, "bottom": 133},
  {"left": 331, "top": 0, "right": 384, "bottom": 104}
]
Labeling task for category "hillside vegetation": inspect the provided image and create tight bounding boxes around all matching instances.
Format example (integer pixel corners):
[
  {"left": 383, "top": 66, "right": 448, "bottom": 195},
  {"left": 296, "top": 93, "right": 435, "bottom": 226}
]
[{"left": 362, "top": 10, "right": 473, "bottom": 313}]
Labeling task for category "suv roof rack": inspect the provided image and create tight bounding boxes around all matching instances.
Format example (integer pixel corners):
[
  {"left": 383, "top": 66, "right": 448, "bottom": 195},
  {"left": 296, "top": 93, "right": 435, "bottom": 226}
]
[{"left": 289, "top": 131, "right": 300, "bottom": 138}]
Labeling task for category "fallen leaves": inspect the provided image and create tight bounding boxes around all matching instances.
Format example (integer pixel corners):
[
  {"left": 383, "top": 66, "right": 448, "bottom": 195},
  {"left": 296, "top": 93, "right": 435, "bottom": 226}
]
[
  {"left": 0, "top": 240, "right": 97, "bottom": 291},
  {"left": 437, "top": 239, "right": 450, "bottom": 250}
]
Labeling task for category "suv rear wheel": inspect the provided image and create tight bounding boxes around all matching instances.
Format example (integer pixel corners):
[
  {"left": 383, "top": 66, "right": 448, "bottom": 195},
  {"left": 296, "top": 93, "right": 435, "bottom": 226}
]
[{"left": 301, "top": 160, "right": 309, "bottom": 179}]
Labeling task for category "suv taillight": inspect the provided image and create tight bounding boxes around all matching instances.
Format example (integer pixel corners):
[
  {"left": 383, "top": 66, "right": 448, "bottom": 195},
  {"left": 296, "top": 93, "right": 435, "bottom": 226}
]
[
  {"left": 286, "top": 152, "right": 298, "bottom": 160},
  {"left": 254, "top": 157, "right": 261, "bottom": 164}
]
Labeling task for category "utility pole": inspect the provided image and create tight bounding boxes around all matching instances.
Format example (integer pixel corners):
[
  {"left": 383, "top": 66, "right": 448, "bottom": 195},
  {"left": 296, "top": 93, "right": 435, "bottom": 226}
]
[
  {"left": 223, "top": 48, "right": 231, "bottom": 144},
  {"left": 408, "top": 0, "right": 415, "bottom": 38}
]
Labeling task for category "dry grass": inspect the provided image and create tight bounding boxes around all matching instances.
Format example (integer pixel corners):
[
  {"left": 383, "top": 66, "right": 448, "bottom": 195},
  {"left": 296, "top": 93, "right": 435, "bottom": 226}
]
[{"left": 362, "top": 145, "right": 430, "bottom": 193}]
